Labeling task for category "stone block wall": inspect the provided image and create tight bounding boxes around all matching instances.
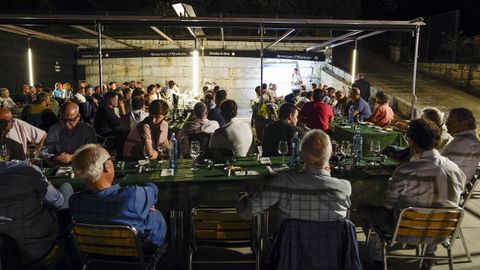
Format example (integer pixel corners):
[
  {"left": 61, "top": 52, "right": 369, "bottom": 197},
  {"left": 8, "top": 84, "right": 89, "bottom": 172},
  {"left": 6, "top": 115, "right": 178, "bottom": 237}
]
[
  {"left": 76, "top": 39, "right": 321, "bottom": 108},
  {"left": 417, "top": 62, "right": 480, "bottom": 94}
]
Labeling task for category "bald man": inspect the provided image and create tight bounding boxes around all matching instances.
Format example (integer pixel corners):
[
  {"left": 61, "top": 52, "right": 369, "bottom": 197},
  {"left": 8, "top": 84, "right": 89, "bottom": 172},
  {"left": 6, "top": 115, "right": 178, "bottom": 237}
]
[
  {"left": 0, "top": 107, "right": 47, "bottom": 155},
  {"left": 45, "top": 102, "right": 97, "bottom": 163},
  {"left": 348, "top": 87, "right": 371, "bottom": 121}
]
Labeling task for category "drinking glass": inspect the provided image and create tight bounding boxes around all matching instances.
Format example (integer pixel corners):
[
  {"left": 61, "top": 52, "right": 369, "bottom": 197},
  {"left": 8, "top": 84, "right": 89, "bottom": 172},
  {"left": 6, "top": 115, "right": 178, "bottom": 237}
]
[
  {"left": 190, "top": 140, "right": 201, "bottom": 171},
  {"left": 156, "top": 142, "right": 167, "bottom": 163},
  {"left": 341, "top": 141, "right": 352, "bottom": 158},
  {"left": 370, "top": 140, "right": 382, "bottom": 165},
  {"left": 143, "top": 148, "right": 151, "bottom": 171},
  {"left": 0, "top": 145, "right": 9, "bottom": 161},
  {"left": 278, "top": 141, "right": 289, "bottom": 166}
]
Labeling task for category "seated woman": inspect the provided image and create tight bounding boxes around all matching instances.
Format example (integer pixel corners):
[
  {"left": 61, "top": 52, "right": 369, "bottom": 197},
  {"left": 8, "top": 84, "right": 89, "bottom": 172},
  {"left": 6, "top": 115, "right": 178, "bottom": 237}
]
[
  {"left": 123, "top": 99, "right": 170, "bottom": 160},
  {"left": 370, "top": 91, "right": 394, "bottom": 127}
]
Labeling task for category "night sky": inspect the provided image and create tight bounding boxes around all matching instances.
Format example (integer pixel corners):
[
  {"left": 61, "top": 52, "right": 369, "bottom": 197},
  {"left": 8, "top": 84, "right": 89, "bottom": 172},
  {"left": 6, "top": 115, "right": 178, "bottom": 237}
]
[{"left": 0, "top": 0, "right": 478, "bottom": 35}]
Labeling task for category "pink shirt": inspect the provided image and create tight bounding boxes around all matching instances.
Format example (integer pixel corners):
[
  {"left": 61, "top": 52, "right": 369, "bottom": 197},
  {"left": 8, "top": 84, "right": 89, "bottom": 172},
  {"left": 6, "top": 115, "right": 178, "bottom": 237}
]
[
  {"left": 123, "top": 120, "right": 169, "bottom": 160},
  {"left": 6, "top": 119, "right": 46, "bottom": 154},
  {"left": 371, "top": 103, "right": 394, "bottom": 127}
]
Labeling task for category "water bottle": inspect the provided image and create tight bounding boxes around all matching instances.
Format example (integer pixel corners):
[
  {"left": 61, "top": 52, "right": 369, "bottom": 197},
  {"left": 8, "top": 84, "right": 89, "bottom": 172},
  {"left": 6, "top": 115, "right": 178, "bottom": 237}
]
[
  {"left": 348, "top": 105, "right": 354, "bottom": 124},
  {"left": 290, "top": 132, "right": 300, "bottom": 167},
  {"left": 352, "top": 125, "right": 363, "bottom": 165},
  {"left": 168, "top": 133, "right": 179, "bottom": 170}
]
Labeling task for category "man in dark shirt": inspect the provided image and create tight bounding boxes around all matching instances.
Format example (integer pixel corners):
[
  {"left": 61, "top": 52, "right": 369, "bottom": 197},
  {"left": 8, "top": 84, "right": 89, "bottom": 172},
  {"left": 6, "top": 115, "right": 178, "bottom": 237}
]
[
  {"left": 13, "top": 84, "right": 32, "bottom": 107},
  {"left": 300, "top": 88, "right": 334, "bottom": 133},
  {"left": 262, "top": 103, "right": 305, "bottom": 156},
  {"left": 207, "top": 89, "right": 227, "bottom": 127},
  {"left": 352, "top": 73, "right": 371, "bottom": 102},
  {"left": 45, "top": 102, "right": 97, "bottom": 164},
  {"left": 21, "top": 92, "right": 57, "bottom": 132},
  {"left": 94, "top": 91, "right": 120, "bottom": 137}
]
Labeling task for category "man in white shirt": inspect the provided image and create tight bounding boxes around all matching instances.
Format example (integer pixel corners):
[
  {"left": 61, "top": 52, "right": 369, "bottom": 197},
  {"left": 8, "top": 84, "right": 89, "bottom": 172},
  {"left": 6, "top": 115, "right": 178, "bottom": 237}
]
[
  {"left": 443, "top": 107, "right": 480, "bottom": 184},
  {"left": 0, "top": 107, "right": 46, "bottom": 155},
  {"left": 0, "top": 88, "right": 16, "bottom": 109},
  {"left": 209, "top": 99, "right": 253, "bottom": 157},
  {"left": 291, "top": 68, "right": 303, "bottom": 91}
]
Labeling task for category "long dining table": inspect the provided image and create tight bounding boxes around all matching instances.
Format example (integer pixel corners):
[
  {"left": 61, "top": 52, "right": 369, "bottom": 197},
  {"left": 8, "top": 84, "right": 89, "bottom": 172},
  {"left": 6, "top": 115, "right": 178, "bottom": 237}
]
[{"left": 47, "top": 156, "right": 397, "bottom": 269}]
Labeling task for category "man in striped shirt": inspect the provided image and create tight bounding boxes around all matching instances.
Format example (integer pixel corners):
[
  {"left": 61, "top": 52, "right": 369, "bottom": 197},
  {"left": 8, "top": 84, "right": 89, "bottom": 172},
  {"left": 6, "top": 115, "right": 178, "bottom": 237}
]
[
  {"left": 359, "top": 119, "right": 465, "bottom": 270},
  {"left": 443, "top": 108, "right": 480, "bottom": 184}
]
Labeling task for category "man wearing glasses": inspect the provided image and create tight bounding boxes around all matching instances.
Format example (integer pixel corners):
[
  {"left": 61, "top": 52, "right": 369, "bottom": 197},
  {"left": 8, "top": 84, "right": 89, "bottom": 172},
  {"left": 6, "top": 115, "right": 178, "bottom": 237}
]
[
  {"left": 45, "top": 102, "right": 97, "bottom": 164},
  {"left": 0, "top": 107, "right": 46, "bottom": 156}
]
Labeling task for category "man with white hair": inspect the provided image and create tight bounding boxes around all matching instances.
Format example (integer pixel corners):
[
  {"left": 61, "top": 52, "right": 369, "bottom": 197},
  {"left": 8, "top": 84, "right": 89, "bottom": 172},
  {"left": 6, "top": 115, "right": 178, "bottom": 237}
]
[
  {"left": 238, "top": 129, "right": 351, "bottom": 221},
  {"left": 69, "top": 144, "right": 167, "bottom": 251}
]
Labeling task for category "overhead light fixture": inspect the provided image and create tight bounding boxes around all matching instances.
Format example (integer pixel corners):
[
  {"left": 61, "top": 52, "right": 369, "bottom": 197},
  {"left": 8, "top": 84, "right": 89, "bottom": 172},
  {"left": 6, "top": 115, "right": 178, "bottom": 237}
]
[{"left": 192, "top": 50, "right": 199, "bottom": 97}]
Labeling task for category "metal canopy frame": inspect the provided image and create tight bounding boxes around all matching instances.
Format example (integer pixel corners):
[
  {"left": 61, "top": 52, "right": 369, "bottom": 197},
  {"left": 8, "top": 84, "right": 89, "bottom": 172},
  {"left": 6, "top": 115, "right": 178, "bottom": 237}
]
[{"left": 0, "top": 14, "right": 424, "bottom": 119}]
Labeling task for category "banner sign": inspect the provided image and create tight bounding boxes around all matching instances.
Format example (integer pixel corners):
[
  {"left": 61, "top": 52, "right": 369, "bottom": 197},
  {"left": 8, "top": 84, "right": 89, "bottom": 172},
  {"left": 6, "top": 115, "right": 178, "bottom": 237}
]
[{"left": 77, "top": 49, "right": 325, "bottom": 61}]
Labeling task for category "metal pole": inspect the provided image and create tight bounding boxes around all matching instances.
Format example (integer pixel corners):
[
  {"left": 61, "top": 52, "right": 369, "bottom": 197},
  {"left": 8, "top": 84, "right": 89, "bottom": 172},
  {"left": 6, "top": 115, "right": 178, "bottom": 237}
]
[
  {"left": 410, "top": 26, "right": 420, "bottom": 120},
  {"left": 260, "top": 24, "right": 264, "bottom": 88},
  {"left": 97, "top": 22, "right": 103, "bottom": 88},
  {"left": 452, "top": 10, "right": 460, "bottom": 62}
]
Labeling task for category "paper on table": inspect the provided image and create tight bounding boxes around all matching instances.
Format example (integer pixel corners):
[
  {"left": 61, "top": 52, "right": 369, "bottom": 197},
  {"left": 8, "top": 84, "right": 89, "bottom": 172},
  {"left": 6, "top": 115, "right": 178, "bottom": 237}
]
[
  {"left": 234, "top": 170, "right": 260, "bottom": 176},
  {"left": 161, "top": 169, "right": 174, "bottom": 177}
]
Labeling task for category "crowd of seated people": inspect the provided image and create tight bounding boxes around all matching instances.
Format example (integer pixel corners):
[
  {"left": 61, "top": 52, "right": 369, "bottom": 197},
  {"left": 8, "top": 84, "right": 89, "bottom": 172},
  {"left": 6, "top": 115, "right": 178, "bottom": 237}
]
[{"left": 0, "top": 74, "right": 479, "bottom": 270}]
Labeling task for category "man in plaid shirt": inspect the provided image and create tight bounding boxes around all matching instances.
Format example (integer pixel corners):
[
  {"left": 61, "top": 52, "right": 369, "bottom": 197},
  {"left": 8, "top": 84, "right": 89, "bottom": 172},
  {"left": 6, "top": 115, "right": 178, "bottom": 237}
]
[
  {"left": 443, "top": 107, "right": 480, "bottom": 184},
  {"left": 237, "top": 129, "right": 351, "bottom": 221},
  {"left": 359, "top": 119, "right": 465, "bottom": 270}
]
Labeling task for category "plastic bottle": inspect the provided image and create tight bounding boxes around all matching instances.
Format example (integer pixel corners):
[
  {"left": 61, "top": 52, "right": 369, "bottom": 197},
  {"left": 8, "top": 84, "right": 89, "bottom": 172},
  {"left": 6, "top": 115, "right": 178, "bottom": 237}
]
[
  {"left": 352, "top": 124, "right": 363, "bottom": 164},
  {"left": 168, "top": 133, "right": 179, "bottom": 170},
  {"left": 348, "top": 105, "right": 354, "bottom": 124},
  {"left": 290, "top": 132, "right": 300, "bottom": 167}
]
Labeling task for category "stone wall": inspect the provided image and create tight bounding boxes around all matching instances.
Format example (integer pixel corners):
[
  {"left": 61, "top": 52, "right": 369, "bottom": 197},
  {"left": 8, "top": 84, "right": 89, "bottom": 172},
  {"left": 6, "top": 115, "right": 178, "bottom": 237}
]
[
  {"left": 76, "top": 39, "right": 322, "bottom": 108},
  {"left": 417, "top": 62, "right": 480, "bottom": 94}
]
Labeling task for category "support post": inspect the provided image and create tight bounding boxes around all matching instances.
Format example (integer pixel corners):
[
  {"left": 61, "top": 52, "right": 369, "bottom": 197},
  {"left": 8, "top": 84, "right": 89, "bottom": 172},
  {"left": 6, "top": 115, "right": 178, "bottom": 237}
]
[
  {"left": 97, "top": 22, "right": 103, "bottom": 88},
  {"left": 410, "top": 26, "right": 420, "bottom": 120},
  {"left": 260, "top": 24, "right": 264, "bottom": 88}
]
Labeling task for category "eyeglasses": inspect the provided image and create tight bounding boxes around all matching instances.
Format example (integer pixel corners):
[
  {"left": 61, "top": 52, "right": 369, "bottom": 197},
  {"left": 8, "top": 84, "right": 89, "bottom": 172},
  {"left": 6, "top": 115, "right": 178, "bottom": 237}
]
[{"left": 60, "top": 113, "right": 79, "bottom": 124}]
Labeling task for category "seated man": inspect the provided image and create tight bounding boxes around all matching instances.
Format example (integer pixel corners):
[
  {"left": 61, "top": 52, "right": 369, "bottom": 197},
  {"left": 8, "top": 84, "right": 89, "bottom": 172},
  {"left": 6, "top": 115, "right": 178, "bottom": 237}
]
[
  {"left": 209, "top": 99, "right": 253, "bottom": 157},
  {"left": 0, "top": 160, "right": 66, "bottom": 265},
  {"left": 0, "top": 118, "right": 25, "bottom": 160},
  {"left": 348, "top": 87, "right": 371, "bottom": 121},
  {"left": 45, "top": 102, "right": 97, "bottom": 164},
  {"left": 299, "top": 88, "right": 334, "bottom": 133},
  {"left": 178, "top": 102, "right": 219, "bottom": 157},
  {"left": 358, "top": 119, "right": 465, "bottom": 269},
  {"left": 262, "top": 103, "right": 305, "bottom": 157},
  {"left": 443, "top": 108, "right": 480, "bottom": 184},
  {"left": 0, "top": 107, "right": 47, "bottom": 155},
  {"left": 334, "top": 90, "right": 349, "bottom": 115},
  {"left": 94, "top": 91, "right": 120, "bottom": 137},
  {"left": 0, "top": 87, "right": 16, "bottom": 109},
  {"left": 207, "top": 89, "right": 227, "bottom": 127},
  {"left": 119, "top": 96, "right": 149, "bottom": 132},
  {"left": 238, "top": 129, "right": 351, "bottom": 221},
  {"left": 13, "top": 84, "right": 32, "bottom": 107},
  {"left": 21, "top": 92, "right": 58, "bottom": 131},
  {"left": 70, "top": 144, "right": 167, "bottom": 251},
  {"left": 369, "top": 91, "right": 394, "bottom": 127}
]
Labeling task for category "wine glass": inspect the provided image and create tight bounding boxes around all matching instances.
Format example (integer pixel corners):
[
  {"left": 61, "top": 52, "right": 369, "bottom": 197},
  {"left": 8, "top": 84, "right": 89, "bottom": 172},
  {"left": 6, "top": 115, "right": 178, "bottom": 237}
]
[
  {"left": 0, "top": 145, "right": 10, "bottom": 161},
  {"left": 278, "top": 141, "right": 289, "bottom": 166},
  {"left": 156, "top": 142, "right": 167, "bottom": 164},
  {"left": 341, "top": 141, "right": 351, "bottom": 158},
  {"left": 190, "top": 140, "right": 201, "bottom": 171},
  {"left": 143, "top": 147, "right": 151, "bottom": 171},
  {"left": 370, "top": 140, "right": 382, "bottom": 165}
]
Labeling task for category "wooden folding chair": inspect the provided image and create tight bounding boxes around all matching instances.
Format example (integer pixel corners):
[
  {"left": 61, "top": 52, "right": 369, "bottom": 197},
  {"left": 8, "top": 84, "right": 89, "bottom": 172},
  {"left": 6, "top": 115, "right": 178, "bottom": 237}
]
[
  {"left": 188, "top": 207, "right": 261, "bottom": 270},
  {"left": 367, "top": 207, "right": 464, "bottom": 270},
  {"left": 72, "top": 222, "right": 167, "bottom": 270}
]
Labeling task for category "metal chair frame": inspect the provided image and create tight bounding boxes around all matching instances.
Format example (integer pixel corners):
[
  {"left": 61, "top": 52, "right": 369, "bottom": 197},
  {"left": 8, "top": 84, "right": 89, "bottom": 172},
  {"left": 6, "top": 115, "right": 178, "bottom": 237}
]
[
  {"left": 72, "top": 222, "right": 167, "bottom": 270},
  {"left": 367, "top": 207, "right": 464, "bottom": 270},
  {"left": 188, "top": 206, "right": 261, "bottom": 270}
]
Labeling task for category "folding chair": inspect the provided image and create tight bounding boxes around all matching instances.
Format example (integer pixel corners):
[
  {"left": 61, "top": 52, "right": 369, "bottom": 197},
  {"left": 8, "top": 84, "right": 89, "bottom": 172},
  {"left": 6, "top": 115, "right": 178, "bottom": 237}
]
[
  {"left": 72, "top": 222, "right": 167, "bottom": 270},
  {"left": 188, "top": 207, "right": 261, "bottom": 270},
  {"left": 455, "top": 175, "right": 480, "bottom": 262},
  {"left": 367, "top": 207, "right": 464, "bottom": 270}
]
